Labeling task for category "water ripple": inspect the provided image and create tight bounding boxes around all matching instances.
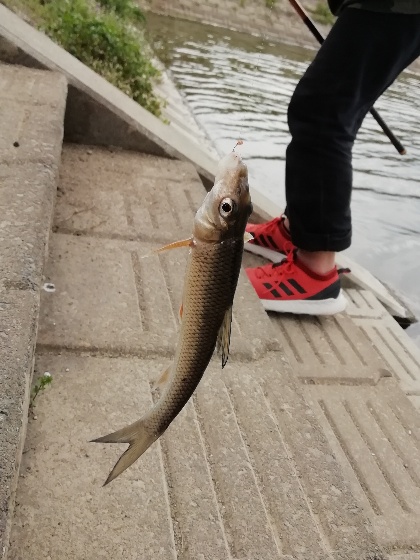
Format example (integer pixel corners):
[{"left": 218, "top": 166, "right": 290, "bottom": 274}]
[{"left": 146, "top": 13, "right": 420, "bottom": 340}]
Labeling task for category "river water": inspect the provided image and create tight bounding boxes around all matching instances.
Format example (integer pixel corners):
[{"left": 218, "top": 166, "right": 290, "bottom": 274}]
[{"left": 145, "top": 13, "right": 420, "bottom": 345}]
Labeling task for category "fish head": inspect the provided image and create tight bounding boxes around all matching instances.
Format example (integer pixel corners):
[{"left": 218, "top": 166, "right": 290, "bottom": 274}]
[{"left": 194, "top": 151, "right": 252, "bottom": 242}]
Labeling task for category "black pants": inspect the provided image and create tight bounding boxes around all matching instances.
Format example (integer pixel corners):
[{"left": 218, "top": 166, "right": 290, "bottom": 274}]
[{"left": 285, "top": 8, "right": 420, "bottom": 252}]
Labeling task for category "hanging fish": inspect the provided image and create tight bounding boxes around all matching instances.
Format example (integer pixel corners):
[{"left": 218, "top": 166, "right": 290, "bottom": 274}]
[{"left": 92, "top": 148, "right": 252, "bottom": 485}]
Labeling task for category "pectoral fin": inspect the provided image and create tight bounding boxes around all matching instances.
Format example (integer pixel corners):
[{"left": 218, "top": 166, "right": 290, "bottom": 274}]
[
  {"left": 154, "top": 238, "right": 193, "bottom": 253},
  {"left": 141, "top": 238, "right": 193, "bottom": 259},
  {"left": 216, "top": 306, "right": 233, "bottom": 369}
]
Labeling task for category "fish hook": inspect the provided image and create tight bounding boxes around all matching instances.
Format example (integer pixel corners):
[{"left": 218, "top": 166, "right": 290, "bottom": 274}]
[{"left": 232, "top": 139, "right": 244, "bottom": 152}]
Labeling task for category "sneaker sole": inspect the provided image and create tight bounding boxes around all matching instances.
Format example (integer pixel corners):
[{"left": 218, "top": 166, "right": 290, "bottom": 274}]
[
  {"left": 260, "top": 292, "right": 347, "bottom": 316},
  {"left": 244, "top": 242, "right": 285, "bottom": 263}
]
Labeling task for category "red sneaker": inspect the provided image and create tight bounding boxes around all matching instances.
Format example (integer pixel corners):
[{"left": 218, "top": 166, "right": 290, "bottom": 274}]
[
  {"left": 245, "top": 216, "right": 295, "bottom": 262},
  {"left": 245, "top": 250, "right": 347, "bottom": 315}
]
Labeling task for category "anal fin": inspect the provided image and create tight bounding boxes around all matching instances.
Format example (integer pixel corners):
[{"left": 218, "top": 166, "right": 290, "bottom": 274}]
[{"left": 216, "top": 306, "right": 233, "bottom": 369}]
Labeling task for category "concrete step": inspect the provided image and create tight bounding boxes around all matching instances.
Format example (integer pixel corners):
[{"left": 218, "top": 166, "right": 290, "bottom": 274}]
[
  {"left": 305, "top": 379, "right": 420, "bottom": 553},
  {"left": 0, "top": 4, "right": 217, "bottom": 188},
  {"left": 0, "top": 63, "right": 67, "bottom": 558},
  {"left": 243, "top": 251, "right": 420, "bottom": 553},
  {"left": 37, "top": 145, "right": 278, "bottom": 361},
  {"left": 9, "top": 144, "right": 386, "bottom": 560},
  {"left": 10, "top": 355, "right": 384, "bottom": 560},
  {"left": 243, "top": 251, "right": 420, "bottom": 404}
]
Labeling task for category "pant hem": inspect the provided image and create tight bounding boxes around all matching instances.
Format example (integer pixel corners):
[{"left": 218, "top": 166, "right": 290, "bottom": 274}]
[{"left": 291, "top": 230, "right": 351, "bottom": 252}]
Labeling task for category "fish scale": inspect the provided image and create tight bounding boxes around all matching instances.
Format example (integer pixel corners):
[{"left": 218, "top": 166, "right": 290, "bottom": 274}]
[
  {"left": 92, "top": 150, "right": 252, "bottom": 485},
  {"left": 148, "top": 238, "right": 245, "bottom": 435}
]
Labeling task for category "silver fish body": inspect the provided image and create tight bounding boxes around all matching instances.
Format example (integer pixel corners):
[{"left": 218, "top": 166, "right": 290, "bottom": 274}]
[{"left": 92, "top": 151, "right": 252, "bottom": 485}]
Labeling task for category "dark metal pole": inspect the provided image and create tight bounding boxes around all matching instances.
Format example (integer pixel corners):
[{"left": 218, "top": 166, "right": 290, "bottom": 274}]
[{"left": 288, "top": 0, "right": 406, "bottom": 155}]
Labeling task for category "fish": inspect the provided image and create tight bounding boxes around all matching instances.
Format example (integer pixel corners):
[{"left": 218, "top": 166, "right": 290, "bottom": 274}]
[{"left": 92, "top": 148, "right": 253, "bottom": 485}]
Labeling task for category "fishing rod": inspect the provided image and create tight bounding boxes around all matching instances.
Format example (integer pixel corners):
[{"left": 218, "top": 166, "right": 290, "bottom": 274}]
[{"left": 288, "top": 0, "right": 406, "bottom": 155}]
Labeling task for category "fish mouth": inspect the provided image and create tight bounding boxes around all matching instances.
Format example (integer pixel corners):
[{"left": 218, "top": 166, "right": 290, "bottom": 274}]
[{"left": 192, "top": 149, "right": 252, "bottom": 242}]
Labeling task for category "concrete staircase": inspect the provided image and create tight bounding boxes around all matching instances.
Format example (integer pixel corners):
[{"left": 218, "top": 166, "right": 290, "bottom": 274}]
[
  {"left": 0, "top": 63, "right": 66, "bottom": 559},
  {"left": 1, "top": 6, "right": 420, "bottom": 560},
  {"left": 2, "top": 135, "right": 383, "bottom": 560}
]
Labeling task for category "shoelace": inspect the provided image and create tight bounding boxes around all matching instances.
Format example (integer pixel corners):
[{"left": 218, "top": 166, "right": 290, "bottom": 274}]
[
  {"left": 255, "top": 249, "right": 296, "bottom": 279},
  {"left": 254, "top": 252, "right": 351, "bottom": 281},
  {"left": 282, "top": 240, "right": 295, "bottom": 254}
]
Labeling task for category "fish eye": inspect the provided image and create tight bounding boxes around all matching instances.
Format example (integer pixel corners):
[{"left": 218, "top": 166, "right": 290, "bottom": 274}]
[{"left": 219, "top": 197, "right": 237, "bottom": 218}]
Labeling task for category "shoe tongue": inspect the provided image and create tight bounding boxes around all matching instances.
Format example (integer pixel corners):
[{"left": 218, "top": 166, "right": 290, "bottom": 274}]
[
  {"left": 273, "top": 258, "right": 288, "bottom": 269},
  {"left": 279, "top": 217, "right": 291, "bottom": 238},
  {"left": 270, "top": 251, "right": 337, "bottom": 280},
  {"left": 272, "top": 248, "right": 296, "bottom": 269}
]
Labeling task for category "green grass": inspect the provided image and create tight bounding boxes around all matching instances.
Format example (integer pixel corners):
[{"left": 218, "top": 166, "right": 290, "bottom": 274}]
[
  {"left": 30, "top": 372, "right": 52, "bottom": 408},
  {"left": 97, "top": 0, "right": 145, "bottom": 23},
  {"left": 0, "top": 0, "right": 163, "bottom": 117},
  {"left": 310, "top": 1, "right": 336, "bottom": 25}
]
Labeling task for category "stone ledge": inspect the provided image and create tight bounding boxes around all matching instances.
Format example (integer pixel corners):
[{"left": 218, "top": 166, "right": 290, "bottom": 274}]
[
  {"left": 0, "top": 63, "right": 67, "bottom": 559},
  {"left": 0, "top": 4, "right": 217, "bottom": 189}
]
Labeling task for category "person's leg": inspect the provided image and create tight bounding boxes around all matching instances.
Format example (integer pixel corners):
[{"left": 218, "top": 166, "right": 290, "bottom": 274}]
[
  {"left": 286, "top": 9, "right": 420, "bottom": 261},
  {"left": 245, "top": 9, "right": 420, "bottom": 314}
]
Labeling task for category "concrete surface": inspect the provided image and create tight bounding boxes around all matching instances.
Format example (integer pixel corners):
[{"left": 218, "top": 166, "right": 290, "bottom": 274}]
[
  {"left": 0, "top": 4, "right": 217, "bottom": 189},
  {"left": 0, "top": 63, "right": 67, "bottom": 558},
  {"left": 9, "top": 355, "right": 383, "bottom": 560},
  {"left": 346, "top": 288, "right": 420, "bottom": 400},
  {"left": 244, "top": 259, "right": 420, "bottom": 412},
  {"left": 1, "top": 11, "right": 419, "bottom": 559},
  {"left": 243, "top": 252, "right": 420, "bottom": 555},
  {"left": 7, "top": 145, "right": 390, "bottom": 560},
  {"left": 305, "top": 379, "right": 420, "bottom": 553},
  {"left": 39, "top": 146, "right": 279, "bottom": 360}
]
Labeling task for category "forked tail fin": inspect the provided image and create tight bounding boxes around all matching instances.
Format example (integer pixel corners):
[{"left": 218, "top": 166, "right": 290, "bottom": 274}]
[{"left": 91, "top": 419, "right": 158, "bottom": 485}]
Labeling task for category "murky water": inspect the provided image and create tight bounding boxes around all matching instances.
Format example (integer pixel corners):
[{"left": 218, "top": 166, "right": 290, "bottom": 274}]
[{"left": 145, "top": 13, "right": 420, "bottom": 344}]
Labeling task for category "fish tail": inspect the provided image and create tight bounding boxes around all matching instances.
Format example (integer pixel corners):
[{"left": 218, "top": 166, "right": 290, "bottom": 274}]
[{"left": 91, "top": 419, "right": 157, "bottom": 486}]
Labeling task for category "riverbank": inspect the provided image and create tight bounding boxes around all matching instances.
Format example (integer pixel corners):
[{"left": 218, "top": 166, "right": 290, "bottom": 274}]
[
  {"left": 139, "top": 0, "right": 420, "bottom": 75},
  {"left": 138, "top": 0, "right": 331, "bottom": 50}
]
